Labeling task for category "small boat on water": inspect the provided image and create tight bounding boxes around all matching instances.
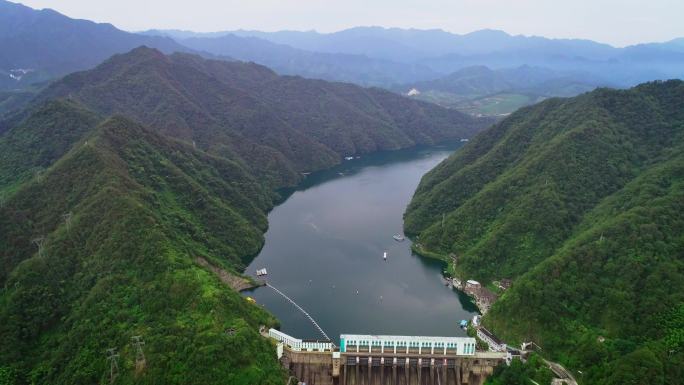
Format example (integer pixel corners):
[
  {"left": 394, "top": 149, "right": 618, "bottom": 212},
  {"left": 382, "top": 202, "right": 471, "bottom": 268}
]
[
  {"left": 256, "top": 268, "right": 268, "bottom": 277},
  {"left": 344, "top": 156, "right": 354, "bottom": 160},
  {"left": 393, "top": 234, "right": 405, "bottom": 242},
  {"left": 460, "top": 320, "right": 468, "bottom": 329},
  {"left": 383, "top": 251, "right": 387, "bottom": 261}
]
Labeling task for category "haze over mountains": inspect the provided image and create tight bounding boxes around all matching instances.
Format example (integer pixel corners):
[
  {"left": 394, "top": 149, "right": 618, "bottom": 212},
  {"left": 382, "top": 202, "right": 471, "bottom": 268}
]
[
  {"left": 0, "top": 0, "right": 191, "bottom": 90},
  {"left": 149, "top": 27, "right": 684, "bottom": 87},
  {"left": 2, "top": 0, "right": 683, "bottom": 108}
]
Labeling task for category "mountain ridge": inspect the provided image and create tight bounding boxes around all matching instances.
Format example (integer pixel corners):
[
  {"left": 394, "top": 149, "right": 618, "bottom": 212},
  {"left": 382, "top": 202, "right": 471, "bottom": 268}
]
[
  {"left": 32, "top": 46, "right": 489, "bottom": 188},
  {"left": 0, "top": 108, "right": 283, "bottom": 384},
  {"left": 404, "top": 79, "right": 684, "bottom": 384}
]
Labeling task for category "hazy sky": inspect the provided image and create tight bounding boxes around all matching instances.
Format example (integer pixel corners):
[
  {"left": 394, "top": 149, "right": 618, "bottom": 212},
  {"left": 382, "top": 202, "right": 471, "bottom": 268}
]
[{"left": 17, "top": 0, "right": 684, "bottom": 47}]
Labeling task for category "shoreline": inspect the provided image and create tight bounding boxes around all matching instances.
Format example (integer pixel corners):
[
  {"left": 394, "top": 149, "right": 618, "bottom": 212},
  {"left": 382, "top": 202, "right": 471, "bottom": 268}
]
[{"left": 412, "top": 243, "right": 498, "bottom": 315}]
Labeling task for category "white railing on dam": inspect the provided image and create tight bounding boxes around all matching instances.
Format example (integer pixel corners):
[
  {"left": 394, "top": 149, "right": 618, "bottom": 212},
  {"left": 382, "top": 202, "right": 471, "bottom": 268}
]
[{"left": 268, "top": 328, "right": 334, "bottom": 352}]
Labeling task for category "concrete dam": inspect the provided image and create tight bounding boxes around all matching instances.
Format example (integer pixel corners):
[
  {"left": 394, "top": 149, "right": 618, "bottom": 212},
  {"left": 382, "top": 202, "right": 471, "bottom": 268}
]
[{"left": 268, "top": 329, "right": 508, "bottom": 385}]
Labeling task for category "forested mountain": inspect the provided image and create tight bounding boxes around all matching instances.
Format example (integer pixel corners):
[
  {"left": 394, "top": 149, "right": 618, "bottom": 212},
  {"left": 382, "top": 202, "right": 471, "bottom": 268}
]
[
  {"left": 0, "top": 103, "right": 282, "bottom": 384},
  {"left": 0, "top": 46, "right": 487, "bottom": 384},
  {"left": 405, "top": 80, "right": 684, "bottom": 383},
  {"left": 33, "top": 47, "right": 487, "bottom": 188},
  {"left": 0, "top": 0, "right": 190, "bottom": 90}
]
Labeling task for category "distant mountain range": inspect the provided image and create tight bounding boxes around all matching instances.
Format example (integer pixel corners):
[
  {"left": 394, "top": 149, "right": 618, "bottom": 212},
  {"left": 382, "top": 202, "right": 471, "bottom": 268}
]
[
  {"left": 148, "top": 27, "right": 684, "bottom": 87},
  {"left": 2, "top": 0, "right": 682, "bottom": 99},
  {"left": 172, "top": 33, "right": 438, "bottom": 86},
  {"left": 0, "top": 0, "right": 191, "bottom": 90},
  {"left": 154, "top": 27, "right": 618, "bottom": 62}
]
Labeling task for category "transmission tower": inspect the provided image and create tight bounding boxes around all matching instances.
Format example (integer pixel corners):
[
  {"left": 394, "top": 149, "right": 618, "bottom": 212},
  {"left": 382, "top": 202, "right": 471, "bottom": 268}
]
[
  {"left": 62, "top": 212, "right": 73, "bottom": 232},
  {"left": 131, "top": 335, "right": 146, "bottom": 371},
  {"left": 106, "top": 348, "right": 119, "bottom": 384},
  {"left": 34, "top": 169, "right": 45, "bottom": 181},
  {"left": 32, "top": 236, "right": 46, "bottom": 258}
]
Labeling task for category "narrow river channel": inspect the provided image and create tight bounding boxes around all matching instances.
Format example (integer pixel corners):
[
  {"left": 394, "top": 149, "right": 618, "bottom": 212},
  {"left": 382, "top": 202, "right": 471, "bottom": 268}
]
[{"left": 244, "top": 142, "right": 478, "bottom": 341}]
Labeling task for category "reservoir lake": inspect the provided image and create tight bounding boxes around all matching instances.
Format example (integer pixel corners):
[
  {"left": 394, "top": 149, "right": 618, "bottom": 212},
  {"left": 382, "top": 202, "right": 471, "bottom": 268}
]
[{"left": 244, "top": 142, "right": 478, "bottom": 341}]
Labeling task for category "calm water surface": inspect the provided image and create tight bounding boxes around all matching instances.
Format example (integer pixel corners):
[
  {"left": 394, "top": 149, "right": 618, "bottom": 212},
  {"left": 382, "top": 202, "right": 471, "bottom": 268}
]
[{"left": 244, "top": 142, "right": 478, "bottom": 341}]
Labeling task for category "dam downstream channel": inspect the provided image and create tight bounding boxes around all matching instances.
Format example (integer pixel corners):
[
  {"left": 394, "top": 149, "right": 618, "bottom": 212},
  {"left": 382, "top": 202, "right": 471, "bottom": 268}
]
[{"left": 244, "top": 141, "right": 478, "bottom": 340}]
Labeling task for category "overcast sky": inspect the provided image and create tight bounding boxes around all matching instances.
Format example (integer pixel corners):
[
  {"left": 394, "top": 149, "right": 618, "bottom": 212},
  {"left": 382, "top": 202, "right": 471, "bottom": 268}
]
[{"left": 17, "top": 0, "right": 684, "bottom": 47}]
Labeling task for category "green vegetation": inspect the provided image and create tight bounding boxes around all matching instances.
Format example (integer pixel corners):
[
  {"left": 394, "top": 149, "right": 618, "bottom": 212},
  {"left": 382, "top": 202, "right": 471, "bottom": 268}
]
[
  {"left": 0, "top": 47, "right": 485, "bottom": 384},
  {"left": 0, "top": 89, "right": 36, "bottom": 119},
  {"left": 411, "top": 90, "right": 539, "bottom": 117},
  {"left": 399, "top": 65, "right": 601, "bottom": 117},
  {"left": 39, "top": 47, "right": 487, "bottom": 188},
  {"left": 0, "top": 100, "right": 102, "bottom": 198},
  {"left": 476, "top": 93, "right": 535, "bottom": 116},
  {"left": 405, "top": 80, "right": 684, "bottom": 383},
  {"left": 484, "top": 354, "right": 554, "bottom": 385},
  {"left": 0, "top": 113, "right": 282, "bottom": 384}
]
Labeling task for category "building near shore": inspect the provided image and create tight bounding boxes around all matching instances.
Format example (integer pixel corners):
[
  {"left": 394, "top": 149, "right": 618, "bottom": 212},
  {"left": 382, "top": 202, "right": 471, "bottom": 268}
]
[{"left": 465, "top": 280, "right": 481, "bottom": 290}]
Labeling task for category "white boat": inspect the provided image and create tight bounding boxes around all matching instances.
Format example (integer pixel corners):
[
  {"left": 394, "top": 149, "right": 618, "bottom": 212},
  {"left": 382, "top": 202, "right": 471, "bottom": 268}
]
[
  {"left": 383, "top": 251, "right": 387, "bottom": 260},
  {"left": 256, "top": 268, "right": 268, "bottom": 276},
  {"left": 344, "top": 156, "right": 354, "bottom": 160},
  {"left": 393, "top": 234, "right": 405, "bottom": 242}
]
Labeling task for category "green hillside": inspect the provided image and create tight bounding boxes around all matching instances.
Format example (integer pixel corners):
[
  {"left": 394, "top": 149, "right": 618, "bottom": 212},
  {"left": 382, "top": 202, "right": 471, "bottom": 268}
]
[
  {"left": 37, "top": 47, "right": 488, "bottom": 188},
  {"left": 0, "top": 107, "right": 283, "bottom": 384},
  {"left": 0, "top": 46, "right": 487, "bottom": 384},
  {"left": 404, "top": 80, "right": 684, "bottom": 383}
]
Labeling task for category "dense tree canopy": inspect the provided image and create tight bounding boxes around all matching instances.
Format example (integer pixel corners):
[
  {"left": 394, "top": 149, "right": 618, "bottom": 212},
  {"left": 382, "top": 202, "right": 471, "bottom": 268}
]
[
  {"left": 405, "top": 80, "right": 684, "bottom": 383},
  {"left": 0, "top": 47, "right": 486, "bottom": 384}
]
